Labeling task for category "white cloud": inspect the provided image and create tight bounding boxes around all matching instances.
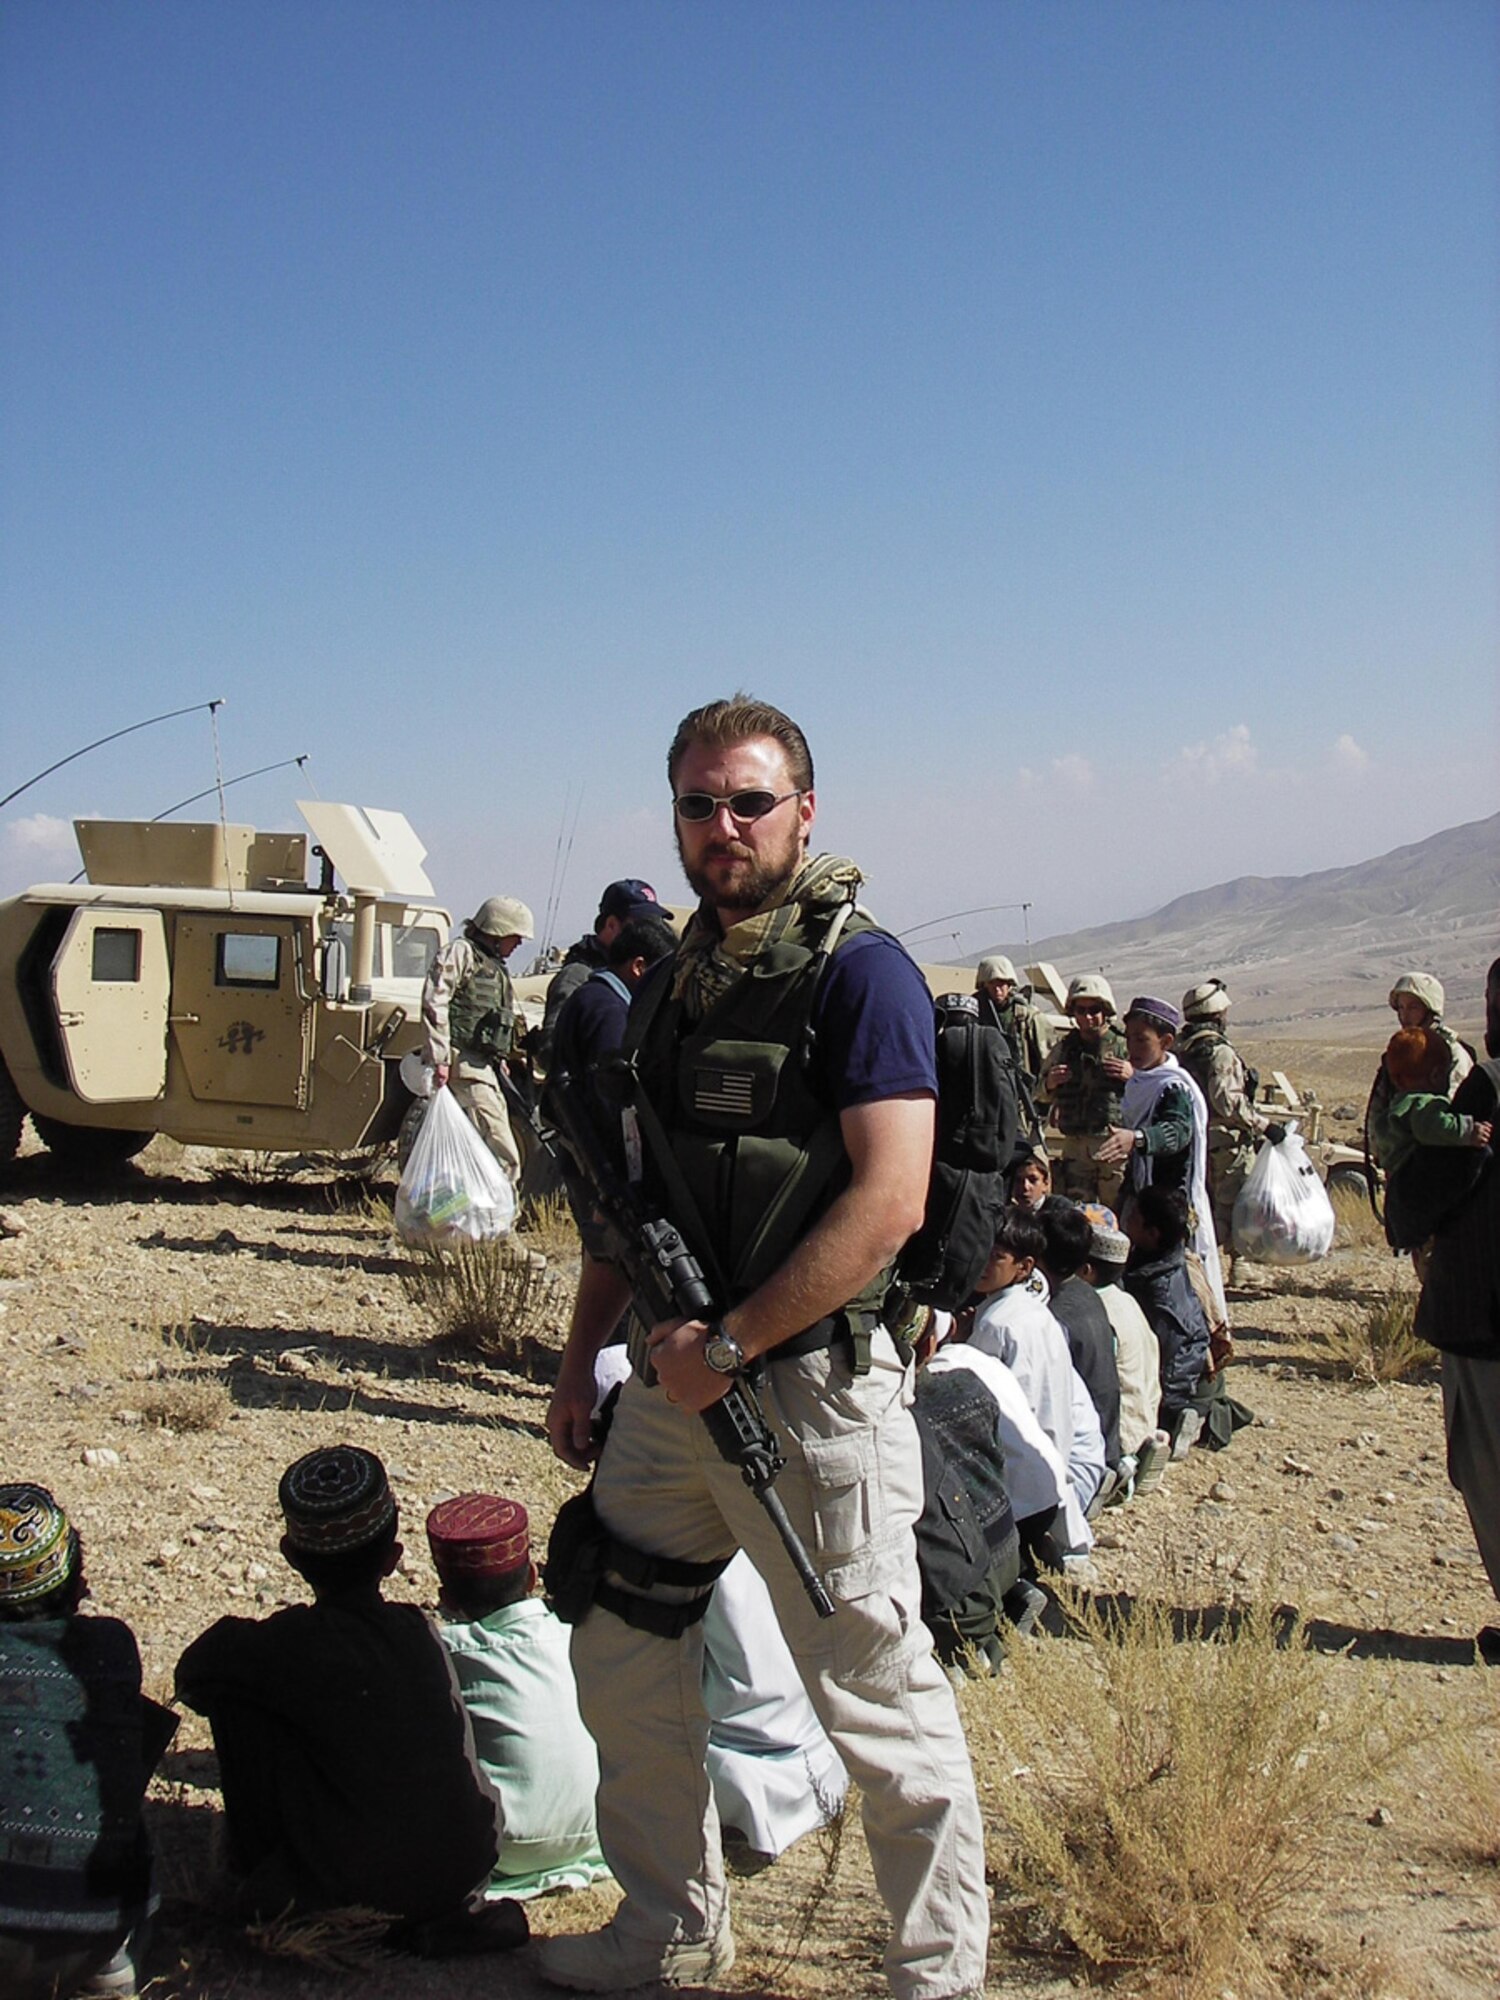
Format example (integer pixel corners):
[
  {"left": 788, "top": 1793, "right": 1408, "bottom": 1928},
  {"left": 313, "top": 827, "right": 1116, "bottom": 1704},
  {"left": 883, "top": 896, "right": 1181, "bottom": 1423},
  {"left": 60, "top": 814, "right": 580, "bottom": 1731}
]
[
  {"left": 1051, "top": 753, "right": 1094, "bottom": 792},
  {"left": 1330, "top": 733, "right": 1371, "bottom": 775},
  {"left": 1017, "top": 756, "right": 1093, "bottom": 795},
  {"left": 1176, "top": 723, "right": 1258, "bottom": 783},
  {"left": 0, "top": 812, "right": 80, "bottom": 888}
]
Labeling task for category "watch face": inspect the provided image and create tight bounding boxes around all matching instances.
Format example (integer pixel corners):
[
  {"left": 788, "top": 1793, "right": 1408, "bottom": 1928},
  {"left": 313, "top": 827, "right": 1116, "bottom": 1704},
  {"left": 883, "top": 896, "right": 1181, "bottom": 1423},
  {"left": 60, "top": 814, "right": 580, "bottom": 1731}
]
[{"left": 704, "top": 1333, "right": 742, "bottom": 1375}]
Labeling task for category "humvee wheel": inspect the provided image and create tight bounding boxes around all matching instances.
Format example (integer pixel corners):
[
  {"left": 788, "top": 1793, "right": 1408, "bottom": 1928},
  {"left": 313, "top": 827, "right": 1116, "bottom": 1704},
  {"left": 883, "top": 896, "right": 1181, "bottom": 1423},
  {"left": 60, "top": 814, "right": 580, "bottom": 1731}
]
[
  {"left": 1326, "top": 1165, "right": 1367, "bottom": 1199},
  {"left": 0, "top": 1058, "right": 23, "bottom": 1166},
  {"left": 33, "top": 1116, "right": 153, "bottom": 1170}
]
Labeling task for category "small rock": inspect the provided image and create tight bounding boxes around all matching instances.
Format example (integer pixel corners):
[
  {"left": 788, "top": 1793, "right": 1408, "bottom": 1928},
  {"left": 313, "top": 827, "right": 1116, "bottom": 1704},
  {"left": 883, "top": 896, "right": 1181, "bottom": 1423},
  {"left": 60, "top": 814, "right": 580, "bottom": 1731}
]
[
  {"left": 1356, "top": 1431, "right": 1380, "bottom": 1448},
  {"left": 189, "top": 1484, "right": 222, "bottom": 1501},
  {"left": 1326, "top": 1486, "right": 1346, "bottom": 1502},
  {"left": 0, "top": 1209, "right": 28, "bottom": 1238},
  {"left": 357, "top": 1291, "right": 379, "bottom": 1309},
  {"left": 211, "top": 1229, "right": 240, "bottom": 1253},
  {"left": 1281, "top": 1455, "right": 1314, "bottom": 1477},
  {"left": 245, "top": 1561, "right": 269, "bottom": 1584},
  {"left": 1209, "top": 1480, "right": 1235, "bottom": 1502},
  {"left": 276, "top": 1351, "right": 318, "bottom": 1377},
  {"left": 1328, "top": 1533, "right": 1360, "bottom": 1554},
  {"left": 186, "top": 1530, "right": 204, "bottom": 1548},
  {"left": 152, "top": 1542, "right": 181, "bottom": 1567},
  {"left": 1368, "top": 1806, "right": 1393, "bottom": 1827},
  {"left": 1374, "top": 1492, "right": 1396, "bottom": 1506},
  {"left": 1313, "top": 1516, "right": 1335, "bottom": 1533},
  {"left": 1356, "top": 1518, "right": 1386, "bottom": 1534},
  {"left": 114, "top": 1408, "right": 143, "bottom": 1426},
  {"left": 81, "top": 1447, "right": 121, "bottom": 1469}
]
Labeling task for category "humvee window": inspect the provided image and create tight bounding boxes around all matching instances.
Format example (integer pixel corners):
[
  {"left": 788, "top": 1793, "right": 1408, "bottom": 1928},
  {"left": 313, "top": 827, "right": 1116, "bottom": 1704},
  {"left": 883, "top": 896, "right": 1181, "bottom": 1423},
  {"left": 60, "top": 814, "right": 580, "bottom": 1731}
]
[
  {"left": 92, "top": 927, "right": 142, "bottom": 983},
  {"left": 327, "top": 920, "right": 384, "bottom": 978},
  {"left": 217, "top": 932, "right": 281, "bottom": 988},
  {"left": 391, "top": 924, "right": 441, "bottom": 979}
]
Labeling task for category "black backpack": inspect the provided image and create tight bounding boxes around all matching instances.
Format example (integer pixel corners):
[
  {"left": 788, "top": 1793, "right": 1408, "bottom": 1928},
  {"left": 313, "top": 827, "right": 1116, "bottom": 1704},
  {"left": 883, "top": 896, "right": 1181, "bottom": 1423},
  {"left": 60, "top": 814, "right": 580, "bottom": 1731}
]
[{"left": 895, "top": 993, "right": 1020, "bottom": 1310}]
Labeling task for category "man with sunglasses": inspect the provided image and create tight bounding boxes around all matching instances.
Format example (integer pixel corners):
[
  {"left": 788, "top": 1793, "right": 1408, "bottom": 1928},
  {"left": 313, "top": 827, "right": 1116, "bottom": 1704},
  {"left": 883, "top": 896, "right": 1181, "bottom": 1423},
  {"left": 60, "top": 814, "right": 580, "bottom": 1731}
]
[
  {"left": 542, "top": 696, "right": 988, "bottom": 2000},
  {"left": 1040, "top": 974, "right": 1133, "bottom": 1206}
]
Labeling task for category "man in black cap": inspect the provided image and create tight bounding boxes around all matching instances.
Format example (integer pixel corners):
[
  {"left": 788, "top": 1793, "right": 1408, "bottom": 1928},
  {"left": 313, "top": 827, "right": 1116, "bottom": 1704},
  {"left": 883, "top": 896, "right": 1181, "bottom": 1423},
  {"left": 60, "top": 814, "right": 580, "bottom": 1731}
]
[
  {"left": 537, "top": 879, "right": 669, "bottom": 1062},
  {"left": 175, "top": 1446, "right": 522, "bottom": 1952}
]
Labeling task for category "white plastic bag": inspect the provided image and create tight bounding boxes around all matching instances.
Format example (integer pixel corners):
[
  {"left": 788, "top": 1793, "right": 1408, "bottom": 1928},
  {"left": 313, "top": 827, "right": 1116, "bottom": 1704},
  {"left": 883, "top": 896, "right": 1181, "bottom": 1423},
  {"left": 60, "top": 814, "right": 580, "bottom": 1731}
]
[
  {"left": 1230, "top": 1130, "right": 1335, "bottom": 1265},
  {"left": 395, "top": 1086, "right": 516, "bottom": 1246}
]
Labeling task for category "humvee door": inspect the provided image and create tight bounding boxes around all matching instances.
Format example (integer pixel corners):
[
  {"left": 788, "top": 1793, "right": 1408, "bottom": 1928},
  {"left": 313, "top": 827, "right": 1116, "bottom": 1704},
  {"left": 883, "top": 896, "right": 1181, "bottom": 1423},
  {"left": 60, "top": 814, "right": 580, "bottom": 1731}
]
[{"left": 50, "top": 908, "right": 170, "bottom": 1103}]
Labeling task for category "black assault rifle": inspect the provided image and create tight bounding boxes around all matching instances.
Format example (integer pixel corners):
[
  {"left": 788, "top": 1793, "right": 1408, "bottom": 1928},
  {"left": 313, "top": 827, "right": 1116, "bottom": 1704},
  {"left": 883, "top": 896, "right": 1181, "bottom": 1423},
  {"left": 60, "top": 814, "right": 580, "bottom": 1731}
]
[{"left": 546, "top": 1063, "right": 835, "bottom": 1621}]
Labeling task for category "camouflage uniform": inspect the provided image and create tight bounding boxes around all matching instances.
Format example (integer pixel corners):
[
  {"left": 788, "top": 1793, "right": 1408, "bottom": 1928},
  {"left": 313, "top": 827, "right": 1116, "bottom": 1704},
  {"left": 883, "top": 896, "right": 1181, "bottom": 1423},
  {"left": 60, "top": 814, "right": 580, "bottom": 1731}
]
[
  {"left": 1176, "top": 1021, "right": 1271, "bottom": 1247},
  {"left": 982, "top": 993, "right": 1050, "bottom": 1090},
  {"left": 1043, "top": 1024, "right": 1129, "bottom": 1206},
  {"left": 421, "top": 936, "right": 522, "bottom": 1183}
]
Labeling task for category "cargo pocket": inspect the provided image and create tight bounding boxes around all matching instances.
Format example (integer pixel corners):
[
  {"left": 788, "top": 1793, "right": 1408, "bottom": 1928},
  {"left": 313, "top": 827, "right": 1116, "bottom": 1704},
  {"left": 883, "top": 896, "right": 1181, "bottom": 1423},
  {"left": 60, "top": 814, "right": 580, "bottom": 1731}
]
[{"left": 798, "top": 1427, "right": 882, "bottom": 1574}]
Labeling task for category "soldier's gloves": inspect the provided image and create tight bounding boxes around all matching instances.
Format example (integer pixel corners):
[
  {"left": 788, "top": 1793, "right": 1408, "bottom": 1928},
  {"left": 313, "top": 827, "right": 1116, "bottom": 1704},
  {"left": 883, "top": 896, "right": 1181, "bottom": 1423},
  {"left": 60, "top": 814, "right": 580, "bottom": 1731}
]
[{"left": 1263, "top": 1122, "right": 1288, "bottom": 1146}]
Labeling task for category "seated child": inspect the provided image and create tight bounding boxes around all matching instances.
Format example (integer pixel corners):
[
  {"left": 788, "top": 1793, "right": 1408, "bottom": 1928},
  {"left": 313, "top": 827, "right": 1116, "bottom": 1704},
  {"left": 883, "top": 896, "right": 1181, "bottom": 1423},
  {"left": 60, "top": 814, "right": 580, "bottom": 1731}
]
[
  {"left": 1080, "top": 1210, "right": 1167, "bottom": 1495},
  {"left": 1122, "top": 1186, "right": 1212, "bottom": 1457},
  {"left": 1009, "top": 1146, "right": 1053, "bottom": 1211},
  {"left": 0, "top": 1485, "right": 176, "bottom": 2000},
  {"left": 176, "top": 1446, "right": 520, "bottom": 1952},
  {"left": 1037, "top": 1196, "right": 1122, "bottom": 1469},
  {"left": 1380, "top": 1026, "right": 1493, "bottom": 1252},
  {"left": 968, "top": 1209, "right": 1093, "bottom": 1559},
  {"left": 426, "top": 1495, "right": 611, "bottom": 1901}
]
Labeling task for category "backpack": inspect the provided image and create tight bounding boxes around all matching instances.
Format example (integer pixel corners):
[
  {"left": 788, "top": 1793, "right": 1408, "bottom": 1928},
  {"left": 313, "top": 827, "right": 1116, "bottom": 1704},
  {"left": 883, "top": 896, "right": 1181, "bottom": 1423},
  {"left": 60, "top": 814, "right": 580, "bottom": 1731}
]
[
  {"left": 911, "top": 1365, "right": 1017, "bottom": 1625},
  {"left": 894, "top": 993, "right": 1019, "bottom": 1310}
]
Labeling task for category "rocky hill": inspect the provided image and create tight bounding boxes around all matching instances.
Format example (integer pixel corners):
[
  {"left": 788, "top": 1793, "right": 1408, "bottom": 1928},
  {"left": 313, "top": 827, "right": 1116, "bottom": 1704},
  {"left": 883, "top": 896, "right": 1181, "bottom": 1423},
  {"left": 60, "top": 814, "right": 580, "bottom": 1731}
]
[{"left": 978, "top": 812, "right": 1499, "bottom": 1041}]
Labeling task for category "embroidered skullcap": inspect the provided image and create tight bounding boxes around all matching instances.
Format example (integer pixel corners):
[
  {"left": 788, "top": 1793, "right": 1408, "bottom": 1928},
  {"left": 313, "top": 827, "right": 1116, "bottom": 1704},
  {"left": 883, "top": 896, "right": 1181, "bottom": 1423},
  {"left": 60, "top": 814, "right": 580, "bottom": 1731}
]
[
  {"left": 1384, "top": 1028, "right": 1446, "bottom": 1095},
  {"left": 426, "top": 1494, "right": 530, "bottom": 1583},
  {"left": 279, "top": 1446, "right": 396, "bottom": 1555},
  {"left": 1389, "top": 972, "right": 1445, "bottom": 1019},
  {"left": 1124, "top": 994, "right": 1182, "bottom": 1034},
  {"left": 0, "top": 1484, "right": 77, "bottom": 1605}
]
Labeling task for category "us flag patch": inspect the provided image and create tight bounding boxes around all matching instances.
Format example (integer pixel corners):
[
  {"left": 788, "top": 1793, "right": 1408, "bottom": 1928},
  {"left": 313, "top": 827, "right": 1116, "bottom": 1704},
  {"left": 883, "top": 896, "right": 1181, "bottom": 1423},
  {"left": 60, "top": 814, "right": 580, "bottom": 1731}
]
[{"left": 693, "top": 1067, "right": 755, "bottom": 1117}]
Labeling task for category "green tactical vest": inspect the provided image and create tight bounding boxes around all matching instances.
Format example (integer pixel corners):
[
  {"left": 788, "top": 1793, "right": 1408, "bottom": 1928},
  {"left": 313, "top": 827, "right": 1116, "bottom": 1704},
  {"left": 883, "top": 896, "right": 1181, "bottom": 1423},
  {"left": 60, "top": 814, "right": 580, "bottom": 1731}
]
[
  {"left": 447, "top": 944, "right": 517, "bottom": 1063},
  {"left": 1049, "top": 1024, "right": 1128, "bottom": 1135},
  {"left": 623, "top": 901, "right": 894, "bottom": 1330}
]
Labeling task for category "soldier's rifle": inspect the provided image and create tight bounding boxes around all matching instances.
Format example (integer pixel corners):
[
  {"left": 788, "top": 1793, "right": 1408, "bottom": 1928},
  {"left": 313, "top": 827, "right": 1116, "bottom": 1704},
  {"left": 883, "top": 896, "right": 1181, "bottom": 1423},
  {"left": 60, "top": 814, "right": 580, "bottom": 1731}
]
[{"left": 546, "top": 1064, "right": 835, "bottom": 1621}]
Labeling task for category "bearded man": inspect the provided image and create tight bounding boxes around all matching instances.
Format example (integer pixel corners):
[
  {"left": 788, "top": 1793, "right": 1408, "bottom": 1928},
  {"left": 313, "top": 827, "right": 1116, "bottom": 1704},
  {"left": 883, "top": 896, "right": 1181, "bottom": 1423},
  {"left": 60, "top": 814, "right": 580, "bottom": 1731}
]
[{"left": 541, "top": 695, "right": 988, "bottom": 2000}]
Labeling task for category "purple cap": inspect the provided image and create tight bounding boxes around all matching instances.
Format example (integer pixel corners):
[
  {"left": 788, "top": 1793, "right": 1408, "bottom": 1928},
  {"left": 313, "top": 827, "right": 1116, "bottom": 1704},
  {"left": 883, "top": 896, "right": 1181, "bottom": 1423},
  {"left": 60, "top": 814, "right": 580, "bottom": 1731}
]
[
  {"left": 597, "top": 878, "right": 664, "bottom": 926},
  {"left": 1124, "top": 994, "right": 1182, "bottom": 1034}
]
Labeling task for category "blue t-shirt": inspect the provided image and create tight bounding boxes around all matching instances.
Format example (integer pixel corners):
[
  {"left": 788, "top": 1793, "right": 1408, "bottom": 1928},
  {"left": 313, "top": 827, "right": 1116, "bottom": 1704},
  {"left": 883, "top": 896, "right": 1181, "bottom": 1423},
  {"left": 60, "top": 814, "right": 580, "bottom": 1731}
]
[{"left": 806, "top": 929, "right": 938, "bottom": 1111}]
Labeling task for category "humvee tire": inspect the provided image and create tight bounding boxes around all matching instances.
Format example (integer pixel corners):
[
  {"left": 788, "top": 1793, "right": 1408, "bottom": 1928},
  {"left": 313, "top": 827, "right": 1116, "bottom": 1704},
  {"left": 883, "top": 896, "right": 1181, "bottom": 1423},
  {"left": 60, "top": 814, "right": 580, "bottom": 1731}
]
[
  {"left": 32, "top": 1115, "right": 152, "bottom": 1170},
  {"left": 0, "top": 1057, "right": 24, "bottom": 1166},
  {"left": 1325, "top": 1164, "right": 1368, "bottom": 1199}
]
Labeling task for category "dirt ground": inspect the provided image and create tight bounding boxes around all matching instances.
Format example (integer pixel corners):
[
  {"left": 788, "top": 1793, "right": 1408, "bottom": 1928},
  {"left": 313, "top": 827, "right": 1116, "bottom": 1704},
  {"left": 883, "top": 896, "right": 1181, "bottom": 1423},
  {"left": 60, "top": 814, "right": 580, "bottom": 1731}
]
[{"left": 1, "top": 1038, "right": 1496, "bottom": 1999}]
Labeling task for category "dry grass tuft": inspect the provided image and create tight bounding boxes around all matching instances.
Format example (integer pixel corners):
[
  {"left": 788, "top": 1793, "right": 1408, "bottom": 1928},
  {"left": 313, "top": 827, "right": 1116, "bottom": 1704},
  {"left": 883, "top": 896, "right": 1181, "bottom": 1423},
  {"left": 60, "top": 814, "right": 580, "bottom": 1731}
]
[
  {"left": 963, "top": 1583, "right": 1414, "bottom": 1995},
  {"left": 135, "top": 1378, "right": 228, "bottom": 1432},
  {"left": 1435, "top": 1691, "right": 1500, "bottom": 1867},
  {"left": 399, "top": 1235, "right": 571, "bottom": 1368},
  {"left": 1321, "top": 1293, "right": 1437, "bottom": 1386},
  {"left": 243, "top": 1904, "right": 394, "bottom": 1971},
  {"left": 1329, "top": 1179, "right": 1383, "bottom": 1249},
  {"left": 518, "top": 1188, "right": 581, "bottom": 1259},
  {"left": 763, "top": 1780, "right": 857, "bottom": 1980},
  {"left": 111, "top": 1317, "right": 229, "bottom": 1431}
]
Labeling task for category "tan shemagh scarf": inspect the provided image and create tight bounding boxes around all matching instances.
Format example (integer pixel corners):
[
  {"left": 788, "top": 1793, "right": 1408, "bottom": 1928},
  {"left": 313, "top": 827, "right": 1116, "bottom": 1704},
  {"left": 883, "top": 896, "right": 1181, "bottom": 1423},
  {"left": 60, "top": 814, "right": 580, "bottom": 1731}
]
[{"left": 671, "top": 852, "right": 864, "bottom": 1024}]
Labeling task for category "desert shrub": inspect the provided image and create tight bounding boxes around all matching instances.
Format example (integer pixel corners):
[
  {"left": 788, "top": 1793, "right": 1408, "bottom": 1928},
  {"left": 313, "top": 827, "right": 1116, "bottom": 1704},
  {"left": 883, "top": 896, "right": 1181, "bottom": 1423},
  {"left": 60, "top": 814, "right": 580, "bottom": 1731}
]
[
  {"left": 114, "top": 1318, "right": 228, "bottom": 1431},
  {"left": 1321, "top": 1293, "right": 1437, "bottom": 1386},
  {"left": 518, "top": 1189, "right": 580, "bottom": 1260},
  {"left": 1435, "top": 1692, "right": 1500, "bottom": 1867},
  {"left": 399, "top": 1235, "right": 571, "bottom": 1365},
  {"left": 963, "top": 1586, "right": 1411, "bottom": 1994},
  {"left": 1329, "top": 1179, "right": 1383, "bottom": 1249},
  {"left": 135, "top": 1379, "right": 227, "bottom": 1432}
]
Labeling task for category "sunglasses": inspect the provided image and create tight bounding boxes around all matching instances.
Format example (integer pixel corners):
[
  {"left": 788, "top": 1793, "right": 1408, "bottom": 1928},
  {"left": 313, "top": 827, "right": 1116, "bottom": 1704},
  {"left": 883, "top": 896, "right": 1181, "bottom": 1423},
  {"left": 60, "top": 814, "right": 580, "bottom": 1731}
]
[
  {"left": 672, "top": 788, "right": 803, "bottom": 824},
  {"left": 1072, "top": 1004, "right": 1109, "bottom": 1019}
]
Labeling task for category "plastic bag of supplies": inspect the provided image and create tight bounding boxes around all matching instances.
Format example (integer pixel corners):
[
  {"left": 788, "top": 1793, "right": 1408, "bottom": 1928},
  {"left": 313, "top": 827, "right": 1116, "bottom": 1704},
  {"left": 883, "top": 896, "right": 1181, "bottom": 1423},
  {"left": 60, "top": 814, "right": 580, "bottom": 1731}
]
[
  {"left": 1230, "top": 1130, "right": 1335, "bottom": 1265},
  {"left": 395, "top": 1086, "right": 516, "bottom": 1246}
]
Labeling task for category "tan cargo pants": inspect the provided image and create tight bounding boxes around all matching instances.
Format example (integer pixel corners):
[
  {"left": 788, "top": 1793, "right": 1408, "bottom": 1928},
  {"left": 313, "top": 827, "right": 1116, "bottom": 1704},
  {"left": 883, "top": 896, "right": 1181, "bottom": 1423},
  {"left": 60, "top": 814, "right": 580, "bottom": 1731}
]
[
  {"left": 1057, "top": 1132, "right": 1124, "bottom": 1210},
  {"left": 451, "top": 1058, "right": 522, "bottom": 1185},
  {"left": 573, "top": 1331, "right": 989, "bottom": 2000}
]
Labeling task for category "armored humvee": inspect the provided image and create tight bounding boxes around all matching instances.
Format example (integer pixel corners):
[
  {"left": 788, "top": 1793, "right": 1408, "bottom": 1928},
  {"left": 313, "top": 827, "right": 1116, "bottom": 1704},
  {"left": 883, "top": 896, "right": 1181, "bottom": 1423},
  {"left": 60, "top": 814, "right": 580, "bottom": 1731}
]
[{"left": 0, "top": 803, "right": 449, "bottom": 1171}]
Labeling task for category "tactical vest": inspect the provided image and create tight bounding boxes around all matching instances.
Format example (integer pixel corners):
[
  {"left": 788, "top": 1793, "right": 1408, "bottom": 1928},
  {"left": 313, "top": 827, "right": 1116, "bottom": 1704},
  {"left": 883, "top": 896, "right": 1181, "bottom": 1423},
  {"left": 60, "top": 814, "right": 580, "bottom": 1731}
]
[
  {"left": 447, "top": 944, "right": 517, "bottom": 1063},
  {"left": 623, "top": 901, "right": 893, "bottom": 1334},
  {"left": 1049, "top": 1026, "right": 1128, "bottom": 1134},
  {"left": 1177, "top": 1023, "right": 1254, "bottom": 1153}
]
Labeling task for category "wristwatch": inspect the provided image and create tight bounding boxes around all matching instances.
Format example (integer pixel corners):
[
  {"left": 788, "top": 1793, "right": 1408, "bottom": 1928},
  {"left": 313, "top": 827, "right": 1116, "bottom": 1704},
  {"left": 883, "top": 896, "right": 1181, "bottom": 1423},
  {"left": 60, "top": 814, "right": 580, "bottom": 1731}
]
[{"left": 702, "top": 1322, "right": 747, "bottom": 1376}]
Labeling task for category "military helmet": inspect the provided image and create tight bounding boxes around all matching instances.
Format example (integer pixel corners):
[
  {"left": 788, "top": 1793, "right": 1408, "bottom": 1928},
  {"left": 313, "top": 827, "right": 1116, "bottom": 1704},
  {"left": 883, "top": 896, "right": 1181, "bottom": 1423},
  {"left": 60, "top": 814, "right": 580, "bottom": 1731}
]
[
  {"left": 1182, "top": 978, "right": 1231, "bottom": 1021},
  {"left": 1389, "top": 971, "right": 1444, "bottom": 1019},
  {"left": 471, "top": 895, "right": 534, "bottom": 942},
  {"left": 1065, "top": 973, "right": 1116, "bottom": 1016},
  {"left": 975, "top": 953, "right": 1018, "bottom": 987}
]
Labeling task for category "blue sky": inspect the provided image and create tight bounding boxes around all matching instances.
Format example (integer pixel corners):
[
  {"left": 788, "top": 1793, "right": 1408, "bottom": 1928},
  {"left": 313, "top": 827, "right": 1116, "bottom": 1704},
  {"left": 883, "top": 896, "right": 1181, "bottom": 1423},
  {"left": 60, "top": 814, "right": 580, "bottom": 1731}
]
[{"left": 3, "top": 0, "right": 1495, "bottom": 961}]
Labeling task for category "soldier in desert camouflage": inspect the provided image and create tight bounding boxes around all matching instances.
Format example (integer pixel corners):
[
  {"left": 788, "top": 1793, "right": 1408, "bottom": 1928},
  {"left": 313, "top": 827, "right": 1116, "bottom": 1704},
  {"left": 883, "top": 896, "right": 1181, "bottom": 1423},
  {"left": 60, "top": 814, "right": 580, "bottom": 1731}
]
[
  {"left": 1040, "top": 975, "right": 1132, "bottom": 1206},
  {"left": 1176, "top": 980, "right": 1285, "bottom": 1261},
  {"left": 422, "top": 895, "right": 535, "bottom": 1184}
]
